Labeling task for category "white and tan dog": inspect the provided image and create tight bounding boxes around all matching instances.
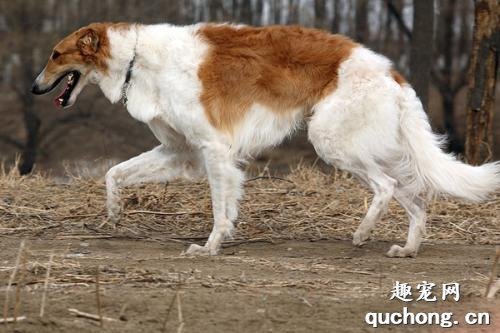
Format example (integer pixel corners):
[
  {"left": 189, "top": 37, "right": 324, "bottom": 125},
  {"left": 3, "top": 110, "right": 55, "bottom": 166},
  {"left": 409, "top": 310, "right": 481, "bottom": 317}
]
[{"left": 32, "top": 22, "right": 500, "bottom": 257}]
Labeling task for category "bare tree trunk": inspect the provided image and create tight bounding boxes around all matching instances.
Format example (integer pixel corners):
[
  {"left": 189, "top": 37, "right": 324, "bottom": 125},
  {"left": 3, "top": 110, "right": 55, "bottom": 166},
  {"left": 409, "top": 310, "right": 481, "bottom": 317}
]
[
  {"left": 262, "top": 0, "right": 272, "bottom": 25},
  {"left": 240, "top": 0, "right": 253, "bottom": 24},
  {"left": 465, "top": 0, "right": 499, "bottom": 165},
  {"left": 409, "top": 0, "right": 434, "bottom": 110},
  {"left": 16, "top": 3, "right": 42, "bottom": 175},
  {"left": 19, "top": 99, "right": 40, "bottom": 175},
  {"left": 18, "top": 54, "right": 40, "bottom": 175},
  {"left": 251, "top": 0, "right": 259, "bottom": 25},
  {"left": 355, "top": 0, "right": 369, "bottom": 43},
  {"left": 280, "top": 0, "right": 290, "bottom": 24},
  {"left": 298, "top": 0, "right": 315, "bottom": 26},
  {"left": 431, "top": 0, "right": 465, "bottom": 153},
  {"left": 315, "top": 0, "right": 325, "bottom": 28},
  {"left": 441, "top": 0, "right": 459, "bottom": 151},
  {"left": 331, "top": 0, "right": 341, "bottom": 32}
]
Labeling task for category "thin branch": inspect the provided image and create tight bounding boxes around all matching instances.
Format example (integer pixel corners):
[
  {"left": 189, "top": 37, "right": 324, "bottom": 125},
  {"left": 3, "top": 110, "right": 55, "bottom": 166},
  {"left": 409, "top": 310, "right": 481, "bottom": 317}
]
[
  {"left": 245, "top": 176, "right": 295, "bottom": 185},
  {"left": 0, "top": 316, "right": 26, "bottom": 324},
  {"left": 13, "top": 250, "right": 26, "bottom": 323},
  {"left": 176, "top": 292, "right": 184, "bottom": 333},
  {"left": 95, "top": 266, "right": 103, "bottom": 327},
  {"left": 68, "top": 308, "right": 117, "bottom": 322},
  {"left": 385, "top": 0, "right": 412, "bottom": 39},
  {"left": 162, "top": 292, "right": 178, "bottom": 332},
  {"left": 125, "top": 210, "right": 205, "bottom": 216},
  {"left": 485, "top": 247, "right": 500, "bottom": 297},
  {"left": 39, "top": 253, "right": 54, "bottom": 318},
  {"left": 3, "top": 240, "right": 25, "bottom": 323}
]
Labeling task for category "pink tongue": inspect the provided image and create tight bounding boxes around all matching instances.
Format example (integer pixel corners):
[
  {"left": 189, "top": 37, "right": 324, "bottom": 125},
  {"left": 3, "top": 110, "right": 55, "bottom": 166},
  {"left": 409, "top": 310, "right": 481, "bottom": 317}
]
[{"left": 53, "top": 83, "right": 70, "bottom": 107}]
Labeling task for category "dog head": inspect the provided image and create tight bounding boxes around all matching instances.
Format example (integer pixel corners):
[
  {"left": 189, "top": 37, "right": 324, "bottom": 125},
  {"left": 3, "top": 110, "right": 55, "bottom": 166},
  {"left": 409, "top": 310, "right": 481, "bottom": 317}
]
[{"left": 31, "top": 23, "right": 111, "bottom": 108}]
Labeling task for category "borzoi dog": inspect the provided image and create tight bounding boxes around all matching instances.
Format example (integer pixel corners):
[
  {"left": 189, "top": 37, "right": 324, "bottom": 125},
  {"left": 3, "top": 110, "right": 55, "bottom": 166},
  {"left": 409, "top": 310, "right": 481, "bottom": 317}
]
[{"left": 32, "top": 23, "right": 500, "bottom": 257}]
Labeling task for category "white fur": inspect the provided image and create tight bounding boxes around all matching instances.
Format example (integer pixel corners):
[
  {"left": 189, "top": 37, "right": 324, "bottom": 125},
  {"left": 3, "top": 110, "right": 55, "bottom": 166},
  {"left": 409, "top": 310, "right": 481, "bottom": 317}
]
[
  {"left": 100, "top": 24, "right": 241, "bottom": 255},
  {"left": 87, "top": 25, "right": 499, "bottom": 257},
  {"left": 397, "top": 86, "right": 500, "bottom": 202},
  {"left": 233, "top": 104, "right": 303, "bottom": 157},
  {"left": 310, "top": 47, "right": 500, "bottom": 257}
]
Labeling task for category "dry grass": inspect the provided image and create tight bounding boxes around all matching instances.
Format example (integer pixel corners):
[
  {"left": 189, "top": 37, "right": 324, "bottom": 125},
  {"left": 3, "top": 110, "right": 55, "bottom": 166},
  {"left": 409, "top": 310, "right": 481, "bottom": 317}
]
[
  {"left": 0, "top": 162, "right": 498, "bottom": 246},
  {"left": 1, "top": 161, "right": 498, "bottom": 331}
]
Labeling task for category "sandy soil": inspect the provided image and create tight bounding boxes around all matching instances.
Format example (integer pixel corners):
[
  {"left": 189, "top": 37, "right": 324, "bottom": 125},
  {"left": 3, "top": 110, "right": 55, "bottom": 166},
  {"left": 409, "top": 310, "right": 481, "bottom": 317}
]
[{"left": 1, "top": 237, "right": 498, "bottom": 333}]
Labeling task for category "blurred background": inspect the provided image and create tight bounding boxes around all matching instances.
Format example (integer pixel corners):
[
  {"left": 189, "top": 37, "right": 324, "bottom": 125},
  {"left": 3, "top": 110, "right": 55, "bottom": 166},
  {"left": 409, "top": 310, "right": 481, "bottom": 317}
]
[{"left": 0, "top": 0, "right": 498, "bottom": 176}]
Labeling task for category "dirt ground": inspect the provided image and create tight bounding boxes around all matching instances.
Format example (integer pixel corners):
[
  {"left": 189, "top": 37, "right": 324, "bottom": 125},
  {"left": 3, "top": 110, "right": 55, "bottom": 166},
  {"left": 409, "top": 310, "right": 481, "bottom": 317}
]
[
  {"left": 0, "top": 238, "right": 499, "bottom": 333},
  {"left": 0, "top": 164, "right": 499, "bottom": 332}
]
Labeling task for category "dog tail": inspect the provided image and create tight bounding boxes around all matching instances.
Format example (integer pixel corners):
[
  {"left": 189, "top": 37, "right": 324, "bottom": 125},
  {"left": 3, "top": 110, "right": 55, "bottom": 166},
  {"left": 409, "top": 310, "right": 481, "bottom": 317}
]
[{"left": 396, "top": 86, "right": 500, "bottom": 202}]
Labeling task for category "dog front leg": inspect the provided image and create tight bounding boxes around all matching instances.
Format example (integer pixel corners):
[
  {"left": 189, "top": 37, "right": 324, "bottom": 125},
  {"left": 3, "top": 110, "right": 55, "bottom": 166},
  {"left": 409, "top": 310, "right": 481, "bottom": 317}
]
[
  {"left": 184, "top": 142, "right": 243, "bottom": 256},
  {"left": 105, "top": 145, "right": 203, "bottom": 224}
]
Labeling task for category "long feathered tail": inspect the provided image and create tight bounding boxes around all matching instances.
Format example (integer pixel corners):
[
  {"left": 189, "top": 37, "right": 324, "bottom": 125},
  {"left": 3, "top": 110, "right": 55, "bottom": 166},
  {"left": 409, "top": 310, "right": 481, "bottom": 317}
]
[{"left": 397, "top": 86, "right": 500, "bottom": 202}]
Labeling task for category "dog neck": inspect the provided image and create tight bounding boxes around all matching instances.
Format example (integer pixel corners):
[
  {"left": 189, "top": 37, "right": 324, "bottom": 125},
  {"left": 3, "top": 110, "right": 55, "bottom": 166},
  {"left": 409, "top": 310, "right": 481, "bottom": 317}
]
[
  {"left": 98, "top": 25, "right": 140, "bottom": 104},
  {"left": 120, "top": 32, "right": 138, "bottom": 105}
]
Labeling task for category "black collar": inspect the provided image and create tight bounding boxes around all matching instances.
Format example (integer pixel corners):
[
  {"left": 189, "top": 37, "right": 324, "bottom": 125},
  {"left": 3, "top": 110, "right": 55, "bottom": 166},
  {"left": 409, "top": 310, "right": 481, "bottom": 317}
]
[
  {"left": 124, "top": 56, "right": 135, "bottom": 87},
  {"left": 120, "top": 29, "right": 139, "bottom": 106},
  {"left": 120, "top": 54, "right": 136, "bottom": 105}
]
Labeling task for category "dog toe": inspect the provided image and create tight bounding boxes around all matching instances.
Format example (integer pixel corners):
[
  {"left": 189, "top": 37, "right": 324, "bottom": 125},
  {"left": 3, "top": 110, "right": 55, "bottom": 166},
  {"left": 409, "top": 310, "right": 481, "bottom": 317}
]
[
  {"left": 386, "top": 245, "right": 417, "bottom": 258},
  {"left": 182, "top": 244, "right": 212, "bottom": 256}
]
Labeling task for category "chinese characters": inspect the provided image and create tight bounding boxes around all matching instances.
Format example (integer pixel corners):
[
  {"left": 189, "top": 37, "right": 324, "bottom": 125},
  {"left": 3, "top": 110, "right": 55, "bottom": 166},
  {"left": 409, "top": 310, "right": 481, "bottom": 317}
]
[{"left": 390, "top": 281, "right": 460, "bottom": 302}]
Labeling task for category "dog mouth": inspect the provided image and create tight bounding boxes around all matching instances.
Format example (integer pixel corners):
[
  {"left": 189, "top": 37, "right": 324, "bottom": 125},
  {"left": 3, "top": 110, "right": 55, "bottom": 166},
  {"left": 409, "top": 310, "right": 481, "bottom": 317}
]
[{"left": 53, "top": 70, "right": 81, "bottom": 108}]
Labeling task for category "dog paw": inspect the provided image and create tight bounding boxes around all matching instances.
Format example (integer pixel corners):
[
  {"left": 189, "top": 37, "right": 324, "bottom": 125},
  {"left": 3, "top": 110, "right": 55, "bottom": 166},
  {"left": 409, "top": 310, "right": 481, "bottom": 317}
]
[
  {"left": 107, "top": 212, "right": 121, "bottom": 226},
  {"left": 182, "top": 244, "right": 217, "bottom": 256},
  {"left": 386, "top": 245, "right": 417, "bottom": 258},
  {"left": 352, "top": 230, "right": 370, "bottom": 247},
  {"left": 107, "top": 204, "right": 122, "bottom": 225}
]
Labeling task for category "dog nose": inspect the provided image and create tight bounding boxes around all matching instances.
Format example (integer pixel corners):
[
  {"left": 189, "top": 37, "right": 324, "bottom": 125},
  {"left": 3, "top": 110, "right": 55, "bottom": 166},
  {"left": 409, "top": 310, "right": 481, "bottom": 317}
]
[
  {"left": 31, "top": 81, "right": 43, "bottom": 95},
  {"left": 31, "top": 71, "right": 47, "bottom": 95}
]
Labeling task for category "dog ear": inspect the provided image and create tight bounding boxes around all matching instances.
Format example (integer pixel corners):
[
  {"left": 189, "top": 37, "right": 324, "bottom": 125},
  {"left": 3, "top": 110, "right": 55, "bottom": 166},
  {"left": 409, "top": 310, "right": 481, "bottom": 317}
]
[{"left": 77, "top": 29, "right": 99, "bottom": 55}]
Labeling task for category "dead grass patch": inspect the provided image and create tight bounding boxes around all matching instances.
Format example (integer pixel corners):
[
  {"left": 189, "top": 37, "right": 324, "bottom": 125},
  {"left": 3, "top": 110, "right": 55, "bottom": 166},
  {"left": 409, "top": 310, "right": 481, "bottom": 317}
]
[{"left": 0, "top": 162, "right": 498, "bottom": 245}]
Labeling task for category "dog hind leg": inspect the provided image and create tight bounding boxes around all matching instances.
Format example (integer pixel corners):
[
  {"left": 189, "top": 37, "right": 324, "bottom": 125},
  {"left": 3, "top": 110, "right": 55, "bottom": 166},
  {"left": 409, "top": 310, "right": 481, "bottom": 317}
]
[
  {"left": 352, "top": 167, "right": 396, "bottom": 246},
  {"left": 308, "top": 81, "right": 401, "bottom": 252},
  {"left": 387, "top": 188, "right": 427, "bottom": 257}
]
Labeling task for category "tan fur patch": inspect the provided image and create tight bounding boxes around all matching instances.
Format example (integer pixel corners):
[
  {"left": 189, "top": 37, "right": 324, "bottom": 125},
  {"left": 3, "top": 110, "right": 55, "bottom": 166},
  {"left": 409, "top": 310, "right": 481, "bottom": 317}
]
[
  {"left": 44, "top": 23, "right": 130, "bottom": 81},
  {"left": 390, "top": 69, "right": 407, "bottom": 86},
  {"left": 197, "top": 24, "right": 357, "bottom": 132}
]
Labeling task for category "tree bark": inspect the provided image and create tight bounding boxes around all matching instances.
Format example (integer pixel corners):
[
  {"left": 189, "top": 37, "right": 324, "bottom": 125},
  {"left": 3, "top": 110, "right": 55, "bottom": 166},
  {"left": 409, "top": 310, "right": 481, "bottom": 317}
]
[
  {"left": 18, "top": 44, "right": 40, "bottom": 175},
  {"left": 431, "top": 0, "right": 465, "bottom": 153},
  {"left": 409, "top": 0, "right": 434, "bottom": 110},
  {"left": 19, "top": 103, "right": 40, "bottom": 175},
  {"left": 355, "top": 0, "right": 369, "bottom": 43},
  {"left": 465, "top": 0, "right": 499, "bottom": 165},
  {"left": 331, "top": 0, "right": 341, "bottom": 33}
]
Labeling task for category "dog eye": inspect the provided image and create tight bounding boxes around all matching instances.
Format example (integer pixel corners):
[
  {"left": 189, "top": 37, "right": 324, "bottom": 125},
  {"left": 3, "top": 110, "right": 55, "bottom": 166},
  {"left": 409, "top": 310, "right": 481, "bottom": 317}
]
[{"left": 51, "top": 51, "right": 61, "bottom": 60}]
